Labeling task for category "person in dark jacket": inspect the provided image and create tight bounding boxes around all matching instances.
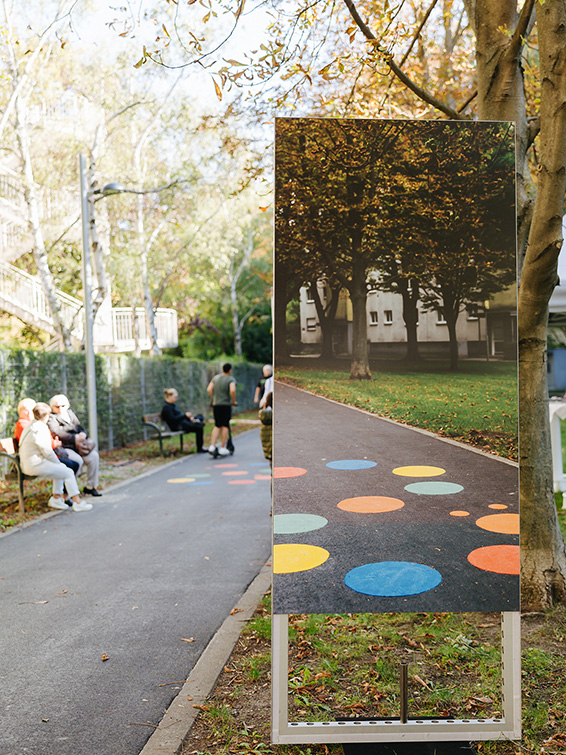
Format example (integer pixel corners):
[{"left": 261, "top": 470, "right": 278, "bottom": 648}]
[{"left": 161, "top": 388, "right": 206, "bottom": 452}]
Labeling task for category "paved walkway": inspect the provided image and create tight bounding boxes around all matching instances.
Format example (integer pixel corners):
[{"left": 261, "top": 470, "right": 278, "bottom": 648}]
[
  {"left": 273, "top": 383, "right": 519, "bottom": 615},
  {"left": 0, "top": 430, "right": 271, "bottom": 755}
]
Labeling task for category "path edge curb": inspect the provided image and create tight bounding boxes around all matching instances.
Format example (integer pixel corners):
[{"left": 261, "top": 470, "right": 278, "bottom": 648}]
[{"left": 139, "top": 560, "right": 272, "bottom": 755}]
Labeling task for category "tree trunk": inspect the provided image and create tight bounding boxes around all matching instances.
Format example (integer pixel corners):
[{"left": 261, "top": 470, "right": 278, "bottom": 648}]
[
  {"left": 349, "top": 289, "right": 371, "bottom": 380},
  {"left": 516, "top": 0, "right": 566, "bottom": 608},
  {"left": 310, "top": 278, "right": 339, "bottom": 361},
  {"left": 274, "top": 261, "right": 290, "bottom": 365},
  {"left": 476, "top": 0, "right": 566, "bottom": 608},
  {"left": 13, "top": 75, "right": 71, "bottom": 351},
  {"left": 400, "top": 281, "right": 421, "bottom": 362}
]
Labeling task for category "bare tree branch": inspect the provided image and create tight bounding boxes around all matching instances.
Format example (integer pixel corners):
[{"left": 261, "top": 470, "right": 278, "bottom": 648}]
[{"left": 343, "top": 0, "right": 470, "bottom": 120}]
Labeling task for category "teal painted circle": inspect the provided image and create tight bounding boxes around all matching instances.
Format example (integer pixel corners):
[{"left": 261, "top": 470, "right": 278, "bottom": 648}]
[
  {"left": 404, "top": 481, "right": 464, "bottom": 495},
  {"left": 186, "top": 473, "right": 211, "bottom": 479},
  {"left": 326, "top": 460, "right": 377, "bottom": 470},
  {"left": 345, "top": 561, "right": 442, "bottom": 597},
  {"left": 273, "top": 514, "right": 329, "bottom": 535}
]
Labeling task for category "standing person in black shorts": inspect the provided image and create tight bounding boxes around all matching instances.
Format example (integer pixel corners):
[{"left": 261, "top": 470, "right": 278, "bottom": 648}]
[{"left": 207, "top": 363, "right": 237, "bottom": 457}]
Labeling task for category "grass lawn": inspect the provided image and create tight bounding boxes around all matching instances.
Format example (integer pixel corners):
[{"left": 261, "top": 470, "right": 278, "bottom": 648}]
[
  {"left": 277, "top": 359, "right": 518, "bottom": 460},
  {"left": 183, "top": 594, "right": 566, "bottom": 755}
]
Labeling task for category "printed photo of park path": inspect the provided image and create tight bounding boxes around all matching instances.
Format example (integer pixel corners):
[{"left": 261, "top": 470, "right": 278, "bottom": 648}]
[{"left": 273, "top": 118, "right": 519, "bottom": 614}]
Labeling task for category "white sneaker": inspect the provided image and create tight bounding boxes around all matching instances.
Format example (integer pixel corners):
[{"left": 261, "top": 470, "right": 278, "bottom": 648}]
[
  {"left": 208, "top": 444, "right": 217, "bottom": 454},
  {"left": 218, "top": 447, "right": 230, "bottom": 456},
  {"left": 72, "top": 500, "right": 93, "bottom": 512},
  {"left": 48, "top": 496, "right": 70, "bottom": 510}
]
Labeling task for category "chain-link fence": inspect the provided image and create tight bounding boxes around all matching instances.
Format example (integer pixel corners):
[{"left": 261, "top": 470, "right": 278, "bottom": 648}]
[{"left": 0, "top": 348, "right": 264, "bottom": 450}]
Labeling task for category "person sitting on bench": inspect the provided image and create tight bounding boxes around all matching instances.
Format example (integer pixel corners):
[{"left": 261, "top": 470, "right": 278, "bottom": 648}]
[{"left": 160, "top": 388, "right": 206, "bottom": 453}]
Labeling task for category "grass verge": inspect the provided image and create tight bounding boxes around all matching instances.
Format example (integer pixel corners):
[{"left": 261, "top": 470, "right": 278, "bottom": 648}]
[
  {"left": 0, "top": 413, "right": 260, "bottom": 532},
  {"left": 277, "top": 360, "right": 517, "bottom": 461},
  {"left": 183, "top": 595, "right": 566, "bottom": 755}
]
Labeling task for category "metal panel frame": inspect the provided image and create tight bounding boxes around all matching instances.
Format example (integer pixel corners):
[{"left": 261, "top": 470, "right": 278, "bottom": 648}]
[{"left": 272, "top": 612, "right": 521, "bottom": 744}]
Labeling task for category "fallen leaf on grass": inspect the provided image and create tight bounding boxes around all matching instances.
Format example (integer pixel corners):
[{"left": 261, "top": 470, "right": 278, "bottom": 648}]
[
  {"left": 192, "top": 704, "right": 209, "bottom": 711},
  {"left": 413, "top": 674, "right": 432, "bottom": 691},
  {"left": 230, "top": 608, "right": 243, "bottom": 615}
]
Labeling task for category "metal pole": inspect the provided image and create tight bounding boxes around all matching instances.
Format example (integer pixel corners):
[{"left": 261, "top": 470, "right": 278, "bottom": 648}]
[
  {"left": 79, "top": 153, "right": 98, "bottom": 446},
  {"left": 400, "top": 662, "right": 409, "bottom": 723}
]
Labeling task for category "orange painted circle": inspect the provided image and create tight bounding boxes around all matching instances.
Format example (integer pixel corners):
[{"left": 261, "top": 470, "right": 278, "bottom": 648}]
[
  {"left": 467, "top": 545, "right": 520, "bottom": 575},
  {"left": 488, "top": 504, "right": 508, "bottom": 510},
  {"left": 475, "top": 513, "right": 519, "bottom": 535},
  {"left": 273, "top": 467, "right": 307, "bottom": 479},
  {"left": 222, "top": 471, "right": 248, "bottom": 476},
  {"left": 450, "top": 510, "right": 470, "bottom": 517},
  {"left": 254, "top": 474, "right": 272, "bottom": 480},
  {"left": 338, "top": 496, "right": 405, "bottom": 513}
]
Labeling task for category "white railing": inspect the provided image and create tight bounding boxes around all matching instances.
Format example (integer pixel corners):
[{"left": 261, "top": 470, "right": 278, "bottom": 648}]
[
  {"left": 0, "top": 261, "right": 178, "bottom": 352},
  {"left": 0, "top": 260, "right": 82, "bottom": 336},
  {"left": 111, "top": 307, "right": 178, "bottom": 351}
]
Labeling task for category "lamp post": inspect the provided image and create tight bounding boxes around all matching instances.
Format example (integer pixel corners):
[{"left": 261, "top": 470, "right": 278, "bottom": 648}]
[{"left": 79, "top": 153, "right": 127, "bottom": 447}]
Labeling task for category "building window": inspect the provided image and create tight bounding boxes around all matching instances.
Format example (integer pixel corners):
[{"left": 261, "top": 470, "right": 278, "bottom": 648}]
[
  {"left": 467, "top": 306, "right": 479, "bottom": 321},
  {"left": 306, "top": 317, "right": 318, "bottom": 331},
  {"left": 384, "top": 310, "right": 393, "bottom": 324},
  {"left": 436, "top": 310, "right": 447, "bottom": 325},
  {"left": 369, "top": 311, "right": 378, "bottom": 325}
]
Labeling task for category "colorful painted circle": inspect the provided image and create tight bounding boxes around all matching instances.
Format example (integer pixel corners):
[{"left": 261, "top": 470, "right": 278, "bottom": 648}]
[
  {"left": 344, "top": 561, "right": 442, "bottom": 597},
  {"left": 254, "top": 474, "right": 272, "bottom": 481},
  {"left": 222, "top": 471, "right": 249, "bottom": 476},
  {"left": 450, "top": 510, "right": 470, "bottom": 517},
  {"left": 186, "top": 481, "right": 215, "bottom": 486},
  {"left": 467, "top": 545, "right": 520, "bottom": 575},
  {"left": 273, "top": 544, "right": 330, "bottom": 574},
  {"left": 475, "top": 513, "right": 519, "bottom": 535},
  {"left": 326, "top": 460, "right": 377, "bottom": 470},
  {"left": 337, "top": 496, "right": 405, "bottom": 514},
  {"left": 167, "top": 478, "right": 196, "bottom": 484},
  {"left": 273, "top": 467, "right": 308, "bottom": 479},
  {"left": 392, "top": 465, "right": 446, "bottom": 477},
  {"left": 274, "top": 514, "right": 329, "bottom": 535},
  {"left": 228, "top": 479, "right": 257, "bottom": 485},
  {"left": 215, "top": 463, "right": 238, "bottom": 469},
  {"left": 404, "top": 481, "right": 464, "bottom": 495},
  {"left": 488, "top": 504, "right": 508, "bottom": 510}
]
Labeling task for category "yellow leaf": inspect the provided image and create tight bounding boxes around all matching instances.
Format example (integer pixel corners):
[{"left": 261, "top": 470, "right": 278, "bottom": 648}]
[
  {"left": 213, "top": 78, "right": 223, "bottom": 100},
  {"left": 101, "top": 653, "right": 109, "bottom": 662}
]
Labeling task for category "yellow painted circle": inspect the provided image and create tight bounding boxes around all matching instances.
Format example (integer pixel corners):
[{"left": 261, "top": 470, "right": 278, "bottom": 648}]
[
  {"left": 273, "top": 544, "right": 330, "bottom": 574},
  {"left": 392, "top": 465, "right": 446, "bottom": 478},
  {"left": 167, "top": 478, "right": 196, "bottom": 483}
]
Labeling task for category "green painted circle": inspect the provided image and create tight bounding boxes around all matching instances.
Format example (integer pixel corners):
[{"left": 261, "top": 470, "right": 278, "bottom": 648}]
[{"left": 273, "top": 514, "right": 329, "bottom": 535}]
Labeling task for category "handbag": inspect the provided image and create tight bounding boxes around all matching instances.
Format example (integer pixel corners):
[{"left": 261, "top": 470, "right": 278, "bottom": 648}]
[{"left": 76, "top": 436, "right": 95, "bottom": 456}]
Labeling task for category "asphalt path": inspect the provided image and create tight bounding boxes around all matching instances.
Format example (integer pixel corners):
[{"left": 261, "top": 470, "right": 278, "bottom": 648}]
[
  {"left": 273, "top": 383, "right": 519, "bottom": 615},
  {"left": 0, "top": 429, "right": 271, "bottom": 755}
]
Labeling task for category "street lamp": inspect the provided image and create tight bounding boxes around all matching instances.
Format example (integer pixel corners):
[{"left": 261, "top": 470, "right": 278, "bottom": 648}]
[{"left": 79, "top": 154, "right": 128, "bottom": 448}]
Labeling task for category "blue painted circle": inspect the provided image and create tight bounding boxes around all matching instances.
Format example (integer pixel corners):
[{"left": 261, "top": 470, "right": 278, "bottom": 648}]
[
  {"left": 404, "top": 481, "right": 464, "bottom": 495},
  {"left": 326, "top": 459, "right": 377, "bottom": 470},
  {"left": 274, "top": 514, "right": 329, "bottom": 535},
  {"left": 345, "top": 561, "right": 442, "bottom": 597},
  {"left": 186, "top": 480, "right": 215, "bottom": 486}
]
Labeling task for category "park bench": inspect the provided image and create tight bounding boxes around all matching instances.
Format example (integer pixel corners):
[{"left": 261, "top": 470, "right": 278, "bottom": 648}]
[
  {"left": 141, "top": 413, "right": 187, "bottom": 457},
  {"left": 0, "top": 438, "right": 31, "bottom": 515}
]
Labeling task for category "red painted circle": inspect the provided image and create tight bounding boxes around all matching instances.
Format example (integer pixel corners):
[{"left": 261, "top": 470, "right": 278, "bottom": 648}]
[
  {"left": 467, "top": 545, "right": 520, "bottom": 575},
  {"left": 273, "top": 467, "right": 307, "bottom": 479}
]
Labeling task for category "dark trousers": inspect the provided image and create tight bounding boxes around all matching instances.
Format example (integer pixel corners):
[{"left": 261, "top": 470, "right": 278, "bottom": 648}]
[{"left": 179, "top": 420, "right": 204, "bottom": 450}]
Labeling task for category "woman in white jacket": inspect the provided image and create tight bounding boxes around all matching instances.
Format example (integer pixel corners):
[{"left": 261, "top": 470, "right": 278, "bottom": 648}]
[{"left": 18, "top": 403, "right": 92, "bottom": 512}]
